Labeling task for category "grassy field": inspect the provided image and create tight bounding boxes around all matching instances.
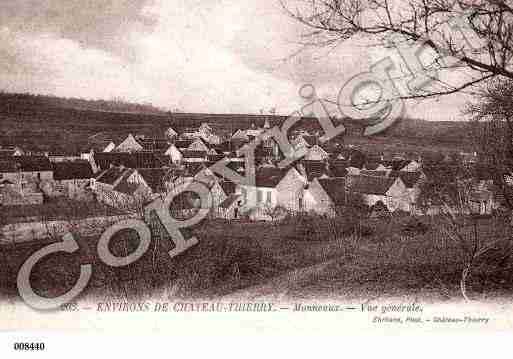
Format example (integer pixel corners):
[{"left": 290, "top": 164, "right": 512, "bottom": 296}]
[{"left": 1, "top": 213, "right": 512, "bottom": 304}]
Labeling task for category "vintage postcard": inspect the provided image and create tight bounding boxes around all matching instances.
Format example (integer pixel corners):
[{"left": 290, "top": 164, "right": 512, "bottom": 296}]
[{"left": 2, "top": 0, "right": 513, "bottom": 351}]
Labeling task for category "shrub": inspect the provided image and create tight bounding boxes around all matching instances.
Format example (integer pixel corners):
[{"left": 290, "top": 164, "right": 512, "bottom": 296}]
[{"left": 287, "top": 212, "right": 372, "bottom": 241}]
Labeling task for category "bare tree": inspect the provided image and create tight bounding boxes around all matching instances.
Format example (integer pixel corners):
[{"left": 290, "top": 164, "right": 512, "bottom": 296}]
[
  {"left": 466, "top": 77, "right": 513, "bottom": 210},
  {"left": 417, "top": 161, "right": 513, "bottom": 300},
  {"left": 281, "top": 0, "right": 513, "bottom": 101}
]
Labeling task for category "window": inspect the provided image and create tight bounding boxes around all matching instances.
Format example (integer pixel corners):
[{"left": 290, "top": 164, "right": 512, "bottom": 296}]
[
  {"left": 266, "top": 191, "right": 272, "bottom": 205},
  {"left": 257, "top": 189, "right": 263, "bottom": 203}
]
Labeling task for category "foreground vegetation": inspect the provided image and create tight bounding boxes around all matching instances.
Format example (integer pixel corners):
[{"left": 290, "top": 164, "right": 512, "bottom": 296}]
[{"left": 1, "top": 212, "right": 512, "bottom": 304}]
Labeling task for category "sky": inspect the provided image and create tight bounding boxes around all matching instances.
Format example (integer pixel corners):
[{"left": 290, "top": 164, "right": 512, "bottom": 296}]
[{"left": 0, "top": 0, "right": 471, "bottom": 120}]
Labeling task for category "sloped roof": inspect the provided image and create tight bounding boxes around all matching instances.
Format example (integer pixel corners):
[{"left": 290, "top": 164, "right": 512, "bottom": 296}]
[
  {"left": 220, "top": 194, "right": 241, "bottom": 209},
  {"left": 183, "top": 163, "right": 208, "bottom": 177},
  {"left": 187, "top": 138, "right": 210, "bottom": 152},
  {"left": 301, "top": 160, "right": 329, "bottom": 181},
  {"left": 207, "top": 154, "right": 226, "bottom": 162},
  {"left": 115, "top": 134, "right": 143, "bottom": 152},
  {"left": 384, "top": 159, "right": 412, "bottom": 171},
  {"left": 53, "top": 161, "right": 93, "bottom": 181},
  {"left": 219, "top": 180, "right": 237, "bottom": 196},
  {"left": 318, "top": 178, "right": 347, "bottom": 205},
  {"left": 113, "top": 180, "right": 140, "bottom": 195},
  {"left": 182, "top": 150, "right": 207, "bottom": 159},
  {"left": 389, "top": 171, "right": 422, "bottom": 188},
  {"left": 94, "top": 152, "right": 164, "bottom": 170},
  {"left": 174, "top": 140, "right": 194, "bottom": 149},
  {"left": 347, "top": 175, "right": 396, "bottom": 195},
  {"left": 232, "top": 129, "right": 249, "bottom": 140},
  {"left": 166, "top": 127, "right": 178, "bottom": 137},
  {"left": 112, "top": 169, "right": 139, "bottom": 195},
  {"left": 5, "top": 156, "right": 53, "bottom": 172},
  {"left": 137, "top": 168, "right": 170, "bottom": 192},
  {"left": 361, "top": 170, "right": 389, "bottom": 177},
  {"left": 138, "top": 138, "right": 170, "bottom": 152},
  {"left": 96, "top": 166, "right": 127, "bottom": 185},
  {"left": 255, "top": 167, "right": 289, "bottom": 188}
]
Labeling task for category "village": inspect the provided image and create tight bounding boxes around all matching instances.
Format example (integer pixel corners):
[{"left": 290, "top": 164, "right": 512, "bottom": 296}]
[{"left": 0, "top": 115, "right": 501, "bottom": 244}]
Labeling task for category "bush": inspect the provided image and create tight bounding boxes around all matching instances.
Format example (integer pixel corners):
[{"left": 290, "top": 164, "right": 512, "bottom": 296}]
[
  {"left": 287, "top": 212, "right": 373, "bottom": 241},
  {"left": 401, "top": 217, "right": 430, "bottom": 235}
]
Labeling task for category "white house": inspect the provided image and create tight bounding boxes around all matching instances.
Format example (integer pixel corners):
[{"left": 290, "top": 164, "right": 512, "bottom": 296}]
[
  {"left": 239, "top": 166, "right": 307, "bottom": 220},
  {"left": 165, "top": 144, "right": 183, "bottom": 164},
  {"left": 303, "top": 177, "right": 347, "bottom": 217}
]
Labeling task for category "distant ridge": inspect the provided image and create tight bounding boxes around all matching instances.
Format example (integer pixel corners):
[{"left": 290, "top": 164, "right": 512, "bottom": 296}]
[
  {"left": 0, "top": 91, "right": 166, "bottom": 115},
  {"left": 0, "top": 91, "right": 475, "bottom": 153}
]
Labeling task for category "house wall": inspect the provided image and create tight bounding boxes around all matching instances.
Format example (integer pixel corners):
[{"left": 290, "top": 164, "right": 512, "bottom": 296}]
[
  {"left": 362, "top": 178, "right": 410, "bottom": 212},
  {"left": 210, "top": 182, "right": 228, "bottom": 209},
  {"left": 239, "top": 168, "right": 307, "bottom": 219},
  {"left": 1, "top": 170, "right": 54, "bottom": 183},
  {"left": 0, "top": 190, "right": 44, "bottom": 206},
  {"left": 303, "top": 180, "right": 336, "bottom": 217},
  {"left": 183, "top": 157, "right": 207, "bottom": 163},
  {"left": 52, "top": 179, "right": 90, "bottom": 199},
  {"left": 276, "top": 168, "right": 308, "bottom": 212},
  {"left": 49, "top": 156, "right": 82, "bottom": 163},
  {"left": 385, "top": 178, "right": 410, "bottom": 212},
  {"left": 304, "top": 146, "right": 328, "bottom": 161},
  {"left": 166, "top": 145, "right": 183, "bottom": 164},
  {"left": 240, "top": 186, "right": 277, "bottom": 210}
]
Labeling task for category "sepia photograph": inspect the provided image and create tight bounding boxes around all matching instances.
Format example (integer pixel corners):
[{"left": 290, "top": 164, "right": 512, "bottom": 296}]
[{"left": 2, "top": 1, "right": 513, "bottom": 351}]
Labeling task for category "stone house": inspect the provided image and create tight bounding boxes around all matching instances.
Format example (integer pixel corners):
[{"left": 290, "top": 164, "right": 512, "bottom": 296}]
[
  {"left": 49, "top": 160, "right": 94, "bottom": 199},
  {"left": 346, "top": 174, "right": 410, "bottom": 212}
]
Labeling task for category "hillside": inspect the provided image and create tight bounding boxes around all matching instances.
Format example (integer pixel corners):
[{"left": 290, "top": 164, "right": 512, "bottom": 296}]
[{"left": 0, "top": 92, "right": 476, "bottom": 153}]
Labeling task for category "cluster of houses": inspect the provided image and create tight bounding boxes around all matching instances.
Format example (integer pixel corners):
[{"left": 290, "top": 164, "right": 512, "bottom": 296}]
[{"left": 0, "top": 118, "right": 501, "bottom": 220}]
